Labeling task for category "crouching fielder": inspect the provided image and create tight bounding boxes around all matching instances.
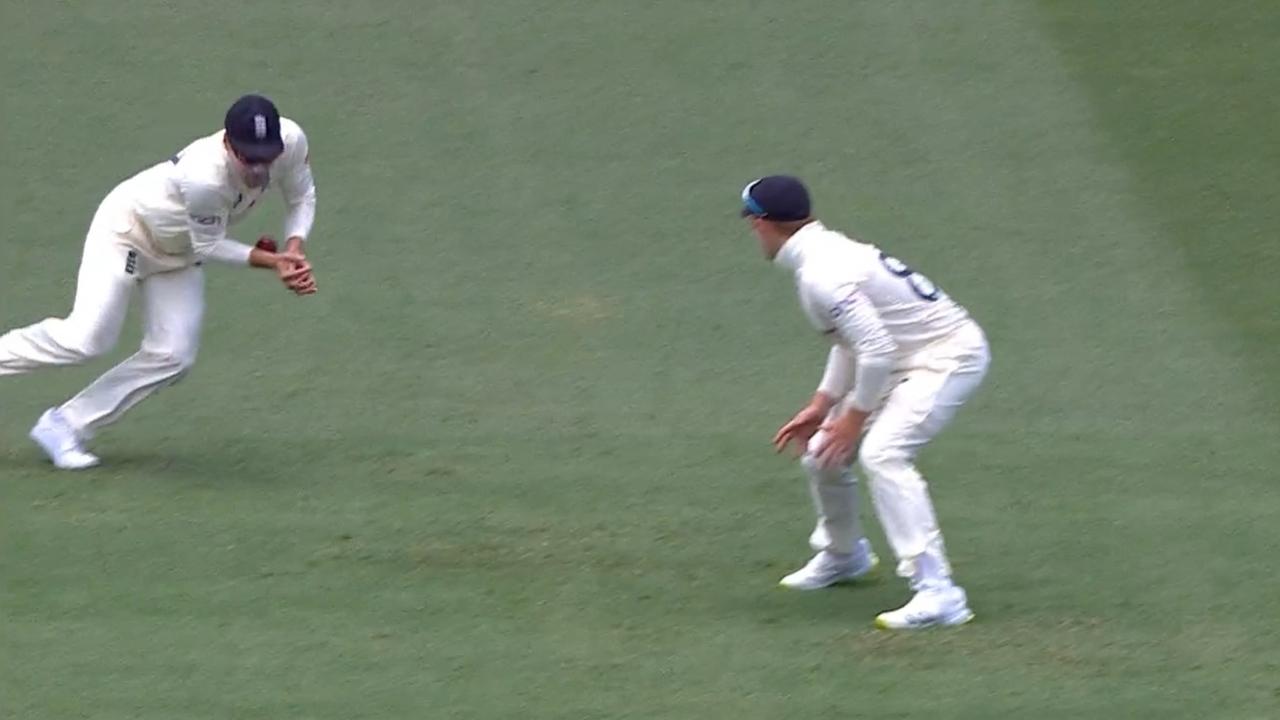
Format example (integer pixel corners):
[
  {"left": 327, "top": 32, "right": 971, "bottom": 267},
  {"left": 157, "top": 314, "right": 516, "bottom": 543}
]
[
  {"left": 0, "top": 94, "right": 317, "bottom": 469},
  {"left": 741, "top": 175, "right": 990, "bottom": 630}
]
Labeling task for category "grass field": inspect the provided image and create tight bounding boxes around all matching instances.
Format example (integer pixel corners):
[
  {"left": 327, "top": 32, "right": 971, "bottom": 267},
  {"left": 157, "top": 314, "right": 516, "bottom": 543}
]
[{"left": 2, "top": 1, "right": 1278, "bottom": 718}]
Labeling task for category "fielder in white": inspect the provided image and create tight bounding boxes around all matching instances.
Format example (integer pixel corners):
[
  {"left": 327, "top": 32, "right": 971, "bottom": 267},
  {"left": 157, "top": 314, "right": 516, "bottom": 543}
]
[
  {"left": 741, "top": 175, "right": 990, "bottom": 630},
  {"left": 0, "top": 94, "right": 317, "bottom": 469}
]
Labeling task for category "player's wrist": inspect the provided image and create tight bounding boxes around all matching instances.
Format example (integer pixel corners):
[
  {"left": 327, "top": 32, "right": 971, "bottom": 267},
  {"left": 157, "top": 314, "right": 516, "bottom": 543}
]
[
  {"left": 248, "top": 247, "right": 278, "bottom": 269},
  {"left": 248, "top": 248, "right": 298, "bottom": 271},
  {"left": 847, "top": 406, "right": 871, "bottom": 420},
  {"left": 837, "top": 407, "right": 871, "bottom": 430},
  {"left": 809, "top": 392, "right": 837, "bottom": 415}
]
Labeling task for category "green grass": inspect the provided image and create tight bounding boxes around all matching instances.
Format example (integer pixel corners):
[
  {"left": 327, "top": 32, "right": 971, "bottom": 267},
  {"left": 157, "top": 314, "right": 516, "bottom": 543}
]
[{"left": 2, "top": 1, "right": 1278, "bottom": 718}]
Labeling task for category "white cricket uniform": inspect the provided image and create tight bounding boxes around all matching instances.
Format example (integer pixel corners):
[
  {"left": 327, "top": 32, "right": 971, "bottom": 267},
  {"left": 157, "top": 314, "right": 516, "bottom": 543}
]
[
  {"left": 0, "top": 118, "right": 316, "bottom": 438},
  {"left": 776, "top": 220, "right": 989, "bottom": 582}
]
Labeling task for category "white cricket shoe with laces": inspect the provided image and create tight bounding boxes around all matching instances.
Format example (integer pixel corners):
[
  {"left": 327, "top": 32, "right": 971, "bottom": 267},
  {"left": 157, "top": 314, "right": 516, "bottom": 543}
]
[
  {"left": 874, "top": 585, "right": 973, "bottom": 630},
  {"left": 779, "top": 539, "right": 879, "bottom": 590},
  {"left": 30, "top": 409, "right": 100, "bottom": 470}
]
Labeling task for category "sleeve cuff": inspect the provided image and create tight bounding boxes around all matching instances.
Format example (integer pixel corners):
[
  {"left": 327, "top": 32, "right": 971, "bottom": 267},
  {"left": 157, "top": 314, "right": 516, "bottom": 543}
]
[
  {"left": 847, "top": 356, "right": 894, "bottom": 412},
  {"left": 206, "top": 239, "right": 254, "bottom": 266}
]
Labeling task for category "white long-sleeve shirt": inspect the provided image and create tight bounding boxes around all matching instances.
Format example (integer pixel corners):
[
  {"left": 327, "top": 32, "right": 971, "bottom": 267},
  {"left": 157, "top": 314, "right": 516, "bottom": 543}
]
[
  {"left": 774, "top": 221, "right": 973, "bottom": 411},
  {"left": 103, "top": 117, "right": 316, "bottom": 271}
]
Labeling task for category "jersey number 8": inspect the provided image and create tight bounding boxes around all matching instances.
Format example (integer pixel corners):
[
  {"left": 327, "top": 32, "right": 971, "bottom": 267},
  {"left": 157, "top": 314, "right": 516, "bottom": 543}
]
[{"left": 879, "top": 252, "right": 941, "bottom": 302}]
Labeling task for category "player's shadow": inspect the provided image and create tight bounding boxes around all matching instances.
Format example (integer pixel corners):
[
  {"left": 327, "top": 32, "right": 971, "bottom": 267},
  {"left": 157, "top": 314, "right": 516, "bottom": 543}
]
[
  {"left": 147, "top": 444, "right": 318, "bottom": 485},
  {"left": 8, "top": 434, "right": 338, "bottom": 486},
  {"left": 666, "top": 555, "right": 897, "bottom": 631}
]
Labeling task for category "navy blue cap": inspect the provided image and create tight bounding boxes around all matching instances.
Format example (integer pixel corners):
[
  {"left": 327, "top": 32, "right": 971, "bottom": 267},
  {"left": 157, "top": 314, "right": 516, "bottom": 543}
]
[
  {"left": 224, "top": 94, "right": 284, "bottom": 164},
  {"left": 740, "top": 175, "right": 811, "bottom": 221}
]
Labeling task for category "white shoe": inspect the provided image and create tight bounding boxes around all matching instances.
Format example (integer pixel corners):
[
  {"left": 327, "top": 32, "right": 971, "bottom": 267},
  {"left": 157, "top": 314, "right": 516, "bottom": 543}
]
[
  {"left": 30, "top": 409, "right": 100, "bottom": 470},
  {"left": 874, "top": 585, "right": 974, "bottom": 630},
  {"left": 779, "top": 540, "right": 879, "bottom": 590}
]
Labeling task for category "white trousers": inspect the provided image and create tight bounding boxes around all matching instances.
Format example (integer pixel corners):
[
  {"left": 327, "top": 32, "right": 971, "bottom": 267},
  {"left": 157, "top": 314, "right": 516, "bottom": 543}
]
[
  {"left": 803, "top": 321, "right": 990, "bottom": 582},
  {"left": 0, "top": 198, "right": 204, "bottom": 438}
]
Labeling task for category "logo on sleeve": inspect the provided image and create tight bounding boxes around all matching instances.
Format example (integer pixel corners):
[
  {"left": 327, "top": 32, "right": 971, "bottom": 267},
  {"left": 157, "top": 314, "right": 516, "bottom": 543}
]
[
  {"left": 191, "top": 214, "right": 222, "bottom": 226},
  {"left": 828, "top": 284, "right": 861, "bottom": 321}
]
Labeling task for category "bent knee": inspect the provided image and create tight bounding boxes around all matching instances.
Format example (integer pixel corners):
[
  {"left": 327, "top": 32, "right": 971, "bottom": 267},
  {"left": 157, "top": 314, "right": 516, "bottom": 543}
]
[
  {"left": 801, "top": 451, "right": 856, "bottom": 482},
  {"left": 167, "top": 349, "right": 198, "bottom": 374},
  {"left": 800, "top": 452, "right": 824, "bottom": 476},
  {"left": 801, "top": 431, "right": 841, "bottom": 474},
  {"left": 141, "top": 346, "right": 199, "bottom": 374}
]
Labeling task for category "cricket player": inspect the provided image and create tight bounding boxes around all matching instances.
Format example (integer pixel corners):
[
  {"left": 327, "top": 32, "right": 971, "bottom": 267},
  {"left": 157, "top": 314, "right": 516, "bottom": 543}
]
[
  {"left": 0, "top": 94, "right": 317, "bottom": 469},
  {"left": 741, "top": 175, "right": 990, "bottom": 629}
]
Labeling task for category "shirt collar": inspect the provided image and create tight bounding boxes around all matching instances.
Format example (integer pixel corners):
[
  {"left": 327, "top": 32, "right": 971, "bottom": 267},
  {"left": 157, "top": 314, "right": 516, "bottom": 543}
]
[{"left": 773, "top": 220, "right": 826, "bottom": 272}]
